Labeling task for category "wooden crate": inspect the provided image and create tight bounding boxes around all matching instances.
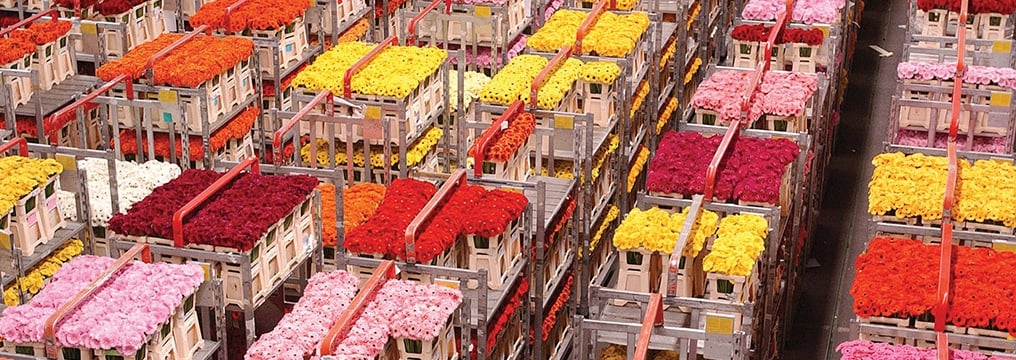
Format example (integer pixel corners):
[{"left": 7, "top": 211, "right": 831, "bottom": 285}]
[
  {"left": 788, "top": 43, "right": 820, "bottom": 74},
  {"left": 974, "top": 84, "right": 1011, "bottom": 136},
  {"left": 613, "top": 249, "right": 654, "bottom": 306},
  {"left": 146, "top": 58, "right": 254, "bottom": 132},
  {"left": 308, "top": 0, "right": 367, "bottom": 35},
  {"left": 249, "top": 17, "right": 309, "bottom": 75},
  {"left": 3, "top": 55, "right": 34, "bottom": 109},
  {"left": 465, "top": 218, "right": 522, "bottom": 290},
  {"left": 100, "top": 3, "right": 152, "bottom": 59},
  {"left": 731, "top": 40, "right": 763, "bottom": 69},
  {"left": 415, "top": 0, "right": 527, "bottom": 45},
  {"left": 975, "top": 13, "right": 1007, "bottom": 42}
]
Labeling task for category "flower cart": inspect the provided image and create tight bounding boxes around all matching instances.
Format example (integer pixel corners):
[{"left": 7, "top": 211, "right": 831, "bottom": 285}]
[
  {"left": 729, "top": 22, "right": 832, "bottom": 74},
  {"left": 114, "top": 105, "right": 259, "bottom": 169},
  {"left": 306, "top": 0, "right": 369, "bottom": 46},
  {"left": 0, "top": 142, "right": 69, "bottom": 256},
  {"left": 0, "top": 244, "right": 223, "bottom": 360},
  {"left": 400, "top": 0, "right": 530, "bottom": 73},
  {"left": 468, "top": 101, "right": 535, "bottom": 181},
  {"left": 292, "top": 37, "right": 448, "bottom": 146},
  {"left": 904, "top": 0, "right": 1016, "bottom": 67}
]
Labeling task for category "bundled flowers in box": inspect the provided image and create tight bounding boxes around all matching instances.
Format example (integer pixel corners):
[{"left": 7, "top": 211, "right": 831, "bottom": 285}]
[
  {"left": 586, "top": 205, "right": 619, "bottom": 256},
  {"left": 478, "top": 54, "right": 584, "bottom": 109},
  {"left": 0, "top": 36, "right": 36, "bottom": 65},
  {"left": 0, "top": 255, "right": 203, "bottom": 355},
  {"left": 0, "top": 156, "right": 63, "bottom": 216},
  {"left": 0, "top": 102, "right": 98, "bottom": 143},
  {"left": 14, "top": 20, "right": 73, "bottom": 46},
  {"left": 97, "top": 33, "right": 254, "bottom": 88},
  {"left": 301, "top": 127, "right": 443, "bottom": 167},
  {"left": 868, "top": 153, "right": 1016, "bottom": 226},
  {"left": 317, "top": 183, "right": 386, "bottom": 247},
  {"left": 92, "top": 0, "right": 147, "bottom": 15},
  {"left": 838, "top": 340, "right": 1011, "bottom": 359},
  {"left": 245, "top": 270, "right": 359, "bottom": 359},
  {"left": 852, "top": 237, "right": 1016, "bottom": 334},
  {"left": 657, "top": 97, "right": 679, "bottom": 133},
  {"left": 691, "top": 70, "right": 818, "bottom": 125},
  {"left": 613, "top": 207, "right": 719, "bottom": 256},
  {"left": 526, "top": 10, "right": 650, "bottom": 57},
  {"left": 730, "top": 24, "right": 824, "bottom": 46},
  {"left": 485, "top": 277, "right": 528, "bottom": 352},
  {"left": 702, "top": 214, "right": 768, "bottom": 276},
  {"left": 293, "top": 41, "right": 446, "bottom": 99},
  {"left": 468, "top": 112, "right": 537, "bottom": 162},
  {"left": 627, "top": 146, "right": 650, "bottom": 192},
  {"left": 685, "top": 57, "right": 703, "bottom": 85},
  {"left": 3, "top": 239, "right": 83, "bottom": 306},
  {"left": 115, "top": 106, "right": 258, "bottom": 160},
  {"left": 57, "top": 158, "right": 181, "bottom": 226},
  {"left": 533, "top": 274, "right": 572, "bottom": 342},
  {"left": 321, "top": 279, "right": 462, "bottom": 358},
  {"left": 580, "top": 61, "right": 622, "bottom": 84},
  {"left": 343, "top": 178, "right": 436, "bottom": 255},
  {"left": 190, "top": 0, "right": 311, "bottom": 32},
  {"left": 338, "top": 18, "right": 370, "bottom": 44},
  {"left": 600, "top": 344, "right": 683, "bottom": 360},
  {"left": 579, "top": 0, "right": 637, "bottom": 11},
  {"left": 741, "top": 0, "right": 846, "bottom": 24},
  {"left": 540, "top": 134, "right": 620, "bottom": 181},
  {"left": 917, "top": 0, "right": 1016, "bottom": 14},
  {"left": 449, "top": 71, "right": 492, "bottom": 112},
  {"left": 647, "top": 131, "right": 799, "bottom": 205},
  {"left": 107, "top": 169, "right": 317, "bottom": 250},
  {"left": 897, "top": 61, "right": 1016, "bottom": 90},
  {"left": 895, "top": 129, "right": 1008, "bottom": 154}
]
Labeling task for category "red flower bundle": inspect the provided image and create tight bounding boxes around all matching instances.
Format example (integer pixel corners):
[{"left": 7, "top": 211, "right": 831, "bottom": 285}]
[
  {"left": 458, "top": 189, "right": 528, "bottom": 238},
  {"left": 0, "top": 13, "right": 19, "bottom": 28},
  {"left": 532, "top": 274, "right": 572, "bottom": 342},
  {"left": 97, "top": 33, "right": 254, "bottom": 88},
  {"left": 374, "top": 0, "right": 407, "bottom": 17},
  {"left": 917, "top": 0, "right": 1016, "bottom": 14},
  {"left": 0, "top": 101, "right": 99, "bottom": 142},
  {"left": 262, "top": 64, "right": 304, "bottom": 97},
  {"left": 107, "top": 169, "right": 318, "bottom": 250},
  {"left": 730, "top": 24, "right": 824, "bottom": 46},
  {"left": 344, "top": 178, "right": 437, "bottom": 255},
  {"left": 646, "top": 131, "right": 799, "bottom": 204},
  {"left": 541, "top": 197, "right": 575, "bottom": 251},
  {"left": 94, "top": 0, "right": 148, "bottom": 15},
  {"left": 486, "top": 277, "right": 528, "bottom": 352},
  {"left": 191, "top": 0, "right": 311, "bottom": 32},
  {"left": 115, "top": 106, "right": 259, "bottom": 160},
  {"left": 52, "top": 0, "right": 101, "bottom": 8},
  {"left": 468, "top": 112, "right": 537, "bottom": 163},
  {"left": 852, "top": 237, "right": 1016, "bottom": 335}
]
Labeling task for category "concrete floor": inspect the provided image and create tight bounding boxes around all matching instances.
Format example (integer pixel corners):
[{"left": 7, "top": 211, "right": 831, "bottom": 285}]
[{"left": 783, "top": 0, "right": 909, "bottom": 358}]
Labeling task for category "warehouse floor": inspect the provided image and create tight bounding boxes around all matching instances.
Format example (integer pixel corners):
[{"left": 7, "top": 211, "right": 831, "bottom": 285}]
[{"left": 784, "top": 0, "right": 908, "bottom": 358}]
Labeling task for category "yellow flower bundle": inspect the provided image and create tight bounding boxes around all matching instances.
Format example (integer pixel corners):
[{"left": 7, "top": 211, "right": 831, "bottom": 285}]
[
  {"left": 869, "top": 152, "right": 1016, "bottom": 226},
  {"left": 630, "top": 80, "right": 650, "bottom": 117},
  {"left": 579, "top": 0, "right": 639, "bottom": 11},
  {"left": 627, "top": 146, "right": 650, "bottom": 191},
  {"left": 685, "top": 58, "right": 703, "bottom": 85},
  {"left": 540, "top": 134, "right": 619, "bottom": 181},
  {"left": 0, "top": 156, "right": 63, "bottom": 215},
  {"left": 612, "top": 207, "right": 719, "bottom": 256},
  {"left": 703, "top": 214, "right": 768, "bottom": 276},
  {"left": 587, "top": 205, "right": 620, "bottom": 254},
  {"left": 449, "top": 71, "right": 492, "bottom": 112},
  {"left": 293, "top": 42, "right": 446, "bottom": 99},
  {"left": 660, "top": 39, "right": 676, "bottom": 67},
  {"left": 580, "top": 61, "right": 621, "bottom": 84},
  {"left": 527, "top": 10, "right": 650, "bottom": 57},
  {"left": 657, "top": 97, "right": 679, "bottom": 134},
  {"left": 4, "top": 239, "right": 83, "bottom": 306},
  {"left": 478, "top": 55, "right": 585, "bottom": 109},
  {"left": 300, "top": 127, "right": 443, "bottom": 168}
]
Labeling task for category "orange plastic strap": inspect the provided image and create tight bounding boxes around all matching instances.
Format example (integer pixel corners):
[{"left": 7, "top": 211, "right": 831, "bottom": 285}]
[
  {"left": 272, "top": 91, "right": 334, "bottom": 165},
  {"left": 407, "top": 0, "right": 452, "bottom": 46},
  {"left": 530, "top": 45, "right": 574, "bottom": 108},
  {"left": 43, "top": 243, "right": 152, "bottom": 358},
  {"left": 172, "top": 156, "right": 261, "bottom": 247},
  {"left": 633, "top": 293, "right": 664, "bottom": 360},
  {"left": 343, "top": 36, "right": 397, "bottom": 98},
  {"left": 46, "top": 74, "right": 134, "bottom": 138},
  {"left": 0, "top": 137, "right": 29, "bottom": 157},
  {"left": 473, "top": 101, "right": 524, "bottom": 178},
  {"left": 319, "top": 260, "right": 397, "bottom": 355},
  {"left": 0, "top": 9, "right": 58, "bottom": 37},
  {"left": 404, "top": 169, "right": 466, "bottom": 262}
]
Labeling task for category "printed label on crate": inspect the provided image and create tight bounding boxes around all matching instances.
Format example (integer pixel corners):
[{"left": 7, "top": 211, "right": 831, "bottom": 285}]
[
  {"left": 158, "top": 89, "right": 178, "bottom": 104},
  {"left": 475, "top": 5, "right": 491, "bottom": 17},
  {"left": 704, "top": 314, "right": 735, "bottom": 334},
  {"left": 0, "top": 230, "right": 12, "bottom": 250},
  {"left": 47, "top": 197, "right": 57, "bottom": 210},
  {"left": 992, "top": 40, "right": 1012, "bottom": 53},
  {"left": 80, "top": 22, "right": 97, "bottom": 35},
  {"left": 990, "top": 92, "right": 1012, "bottom": 107},
  {"left": 55, "top": 154, "right": 77, "bottom": 172},
  {"left": 992, "top": 240, "right": 1016, "bottom": 254},
  {"left": 27, "top": 213, "right": 37, "bottom": 226},
  {"left": 554, "top": 115, "right": 574, "bottom": 129},
  {"left": 163, "top": 112, "right": 174, "bottom": 123},
  {"left": 190, "top": 261, "right": 213, "bottom": 281},
  {"left": 286, "top": 44, "right": 294, "bottom": 53},
  {"left": 435, "top": 278, "right": 459, "bottom": 289}
]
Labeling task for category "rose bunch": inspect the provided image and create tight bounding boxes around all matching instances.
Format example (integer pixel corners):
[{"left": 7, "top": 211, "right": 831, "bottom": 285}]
[
  {"left": 897, "top": 61, "right": 1016, "bottom": 90},
  {"left": 691, "top": 70, "right": 818, "bottom": 125}
]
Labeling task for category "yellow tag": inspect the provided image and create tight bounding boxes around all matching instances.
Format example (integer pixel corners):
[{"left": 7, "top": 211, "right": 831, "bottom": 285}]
[
  {"left": 816, "top": 25, "right": 830, "bottom": 38},
  {"left": 0, "top": 230, "right": 11, "bottom": 251},
  {"left": 990, "top": 92, "right": 1011, "bottom": 107},
  {"left": 993, "top": 40, "right": 1011, "bottom": 53},
  {"left": 475, "top": 6, "right": 491, "bottom": 17},
  {"left": 434, "top": 278, "right": 459, "bottom": 289},
  {"left": 158, "top": 89, "right": 178, "bottom": 104},
  {"left": 365, "top": 105, "right": 382, "bottom": 120},
  {"left": 189, "top": 262, "right": 212, "bottom": 281},
  {"left": 80, "top": 22, "right": 97, "bottom": 35},
  {"left": 55, "top": 154, "right": 77, "bottom": 172},
  {"left": 554, "top": 115, "right": 574, "bottom": 129},
  {"left": 705, "top": 314, "right": 735, "bottom": 334},
  {"left": 992, "top": 241, "right": 1016, "bottom": 254}
]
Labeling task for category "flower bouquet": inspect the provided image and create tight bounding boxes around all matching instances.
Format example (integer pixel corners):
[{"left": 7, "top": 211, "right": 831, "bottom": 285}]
[
  {"left": 691, "top": 70, "right": 819, "bottom": 130},
  {"left": 478, "top": 54, "right": 585, "bottom": 110},
  {"left": 741, "top": 0, "right": 846, "bottom": 24},
  {"left": 115, "top": 105, "right": 258, "bottom": 166},
  {"left": 526, "top": 9, "right": 650, "bottom": 58},
  {"left": 646, "top": 131, "right": 800, "bottom": 207},
  {"left": 0, "top": 255, "right": 205, "bottom": 359},
  {"left": 852, "top": 237, "right": 1016, "bottom": 336},
  {"left": 449, "top": 71, "right": 492, "bottom": 112},
  {"left": 3, "top": 239, "right": 83, "bottom": 306},
  {"left": 468, "top": 111, "right": 536, "bottom": 180},
  {"left": 56, "top": 158, "right": 181, "bottom": 228},
  {"left": 299, "top": 127, "right": 443, "bottom": 176},
  {"left": 97, "top": 33, "right": 255, "bottom": 129},
  {"left": 316, "top": 183, "right": 386, "bottom": 247},
  {"left": 702, "top": 213, "right": 768, "bottom": 303},
  {"left": 0, "top": 156, "right": 65, "bottom": 255},
  {"left": 838, "top": 340, "right": 1011, "bottom": 359},
  {"left": 191, "top": 0, "right": 311, "bottom": 73}
]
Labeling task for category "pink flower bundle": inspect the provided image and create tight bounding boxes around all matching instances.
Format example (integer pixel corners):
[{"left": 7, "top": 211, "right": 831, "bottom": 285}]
[
  {"left": 896, "top": 129, "right": 1008, "bottom": 154},
  {"left": 897, "top": 61, "right": 1016, "bottom": 90},
  {"left": 741, "top": 0, "right": 846, "bottom": 24},
  {"left": 691, "top": 70, "right": 818, "bottom": 126},
  {"left": 0, "top": 256, "right": 203, "bottom": 355},
  {"left": 646, "top": 131, "right": 799, "bottom": 204},
  {"left": 320, "top": 280, "right": 462, "bottom": 358},
  {"left": 245, "top": 271, "right": 359, "bottom": 360},
  {"left": 917, "top": 0, "right": 1016, "bottom": 14},
  {"left": 445, "top": 36, "right": 527, "bottom": 67},
  {"left": 544, "top": 0, "right": 565, "bottom": 21},
  {"left": 838, "top": 340, "right": 1010, "bottom": 359},
  {"left": 107, "top": 169, "right": 318, "bottom": 250}
]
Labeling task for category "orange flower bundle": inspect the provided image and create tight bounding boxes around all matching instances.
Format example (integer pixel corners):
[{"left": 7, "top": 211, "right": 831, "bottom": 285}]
[
  {"left": 0, "top": 37, "right": 36, "bottom": 65},
  {"left": 97, "top": 33, "right": 254, "bottom": 88},
  {"left": 116, "top": 106, "right": 258, "bottom": 159},
  {"left": 262, "top": 64, "right": 303, "bottom": 97},
  {"left": 318, "top": 183, "right": 387, "bottom": 246},
  {"left": 337, "top": 19, "right": 369, "bottom": 44},
  {"left": 20, "top": 20, "right": 73, "bottom": 45},
  {"left": 468, "top": 112, "right": 536, "bottom": 163},
  {"left": 190, "top": 0, "right": 311, "bottom": 32}
]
